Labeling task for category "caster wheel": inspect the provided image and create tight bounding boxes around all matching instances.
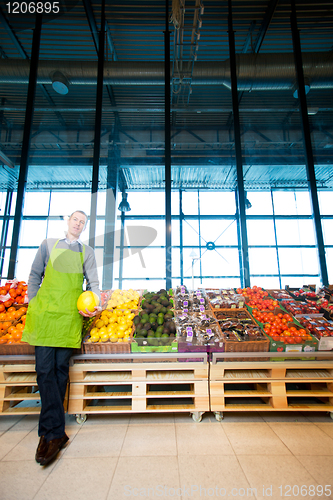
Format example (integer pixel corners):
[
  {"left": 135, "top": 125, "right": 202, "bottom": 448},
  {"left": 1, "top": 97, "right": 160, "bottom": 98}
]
[
  {"left": 214, "top": 412, "right": 224, "bottom": 422},
  {"left": 330, "top": 412, "right": 333, "bottom": 420},
  {"left": 76, "top": 414, "right": 87, "bottom": 424},
  {"left": 191, "top": 411, "right": 203, "bottom": 423}
]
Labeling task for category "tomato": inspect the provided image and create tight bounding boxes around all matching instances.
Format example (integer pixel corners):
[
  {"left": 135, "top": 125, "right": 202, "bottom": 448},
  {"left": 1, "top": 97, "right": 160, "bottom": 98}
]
[{"left": 294, "top": 336, "right": 302, "bottom": 343}]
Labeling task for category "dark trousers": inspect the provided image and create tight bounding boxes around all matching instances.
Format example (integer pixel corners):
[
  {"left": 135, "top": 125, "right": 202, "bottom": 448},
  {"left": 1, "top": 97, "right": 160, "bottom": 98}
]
[{"left": 35, "top": 346, "right": 73, "bottom": 442}]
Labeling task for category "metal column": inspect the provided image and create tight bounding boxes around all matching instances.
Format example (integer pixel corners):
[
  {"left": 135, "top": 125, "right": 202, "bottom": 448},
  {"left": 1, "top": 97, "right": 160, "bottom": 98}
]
[
  {"left": 118, "top": 211, "right": 126, "bottom": 289},
  {"left": 89, "top": 0, "right": 105, "bottom": 249},
  {"left": 228, "top": 0, "right": 250, "bottom": 288},
  {"left": 290, "top": 1, "right": 328, "bottom": 286},
  {"left": 8, "top": 15, "right": 42, "bottom": 279},
  {"left": 102, "top": 135, "right": 119, "bottom": 289},
  {"left": 165, "top": 0, "right": 172, "bottom": 291},
  {"left": 179, "top": 189, "right": 184, "bottom": 285},
  {"left": 0, "top": 191, "right": 12, "bottom": 278}
]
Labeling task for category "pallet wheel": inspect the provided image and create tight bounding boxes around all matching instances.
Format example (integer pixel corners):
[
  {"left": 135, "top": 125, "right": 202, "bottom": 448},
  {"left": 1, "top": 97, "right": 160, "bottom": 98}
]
[
  {"left": 214, "top": 411, "right": 224, "bottom": 422},
  {"left": 76, "top": 414, "right": 87, "bottom": 424},
  {"left": 330, "top": 412, "right": 333, "bottom": 420},
  {"left": 191, "top": 411, "right": 204, "bottom": 423}
]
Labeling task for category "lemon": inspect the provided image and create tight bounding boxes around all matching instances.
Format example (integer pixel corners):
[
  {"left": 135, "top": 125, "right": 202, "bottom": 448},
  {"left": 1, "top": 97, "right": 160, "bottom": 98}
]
[
  {"left": 109, "top": 333, "right": 118, "bottom": 343},
  {"left": 95, "top": 319, "right": 104, "bottom": 329},
  {"left": 90, "top": 327, "right": 98, "bottom": 337},
  {"left": 100, "top": 333, "right": 109, "bottom": 342},
  {"left": 90, "top": 335, "right": 99, "bottom": 343}
]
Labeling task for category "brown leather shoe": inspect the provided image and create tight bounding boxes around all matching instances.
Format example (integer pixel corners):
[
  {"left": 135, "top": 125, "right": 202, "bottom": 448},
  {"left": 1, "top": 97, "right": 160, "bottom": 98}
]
[
  {"left": 35, "top": 435, "right": 48, "bottom": 463},
  {"left": 39, "top": 434, "right": 69, "bottom": 466}
]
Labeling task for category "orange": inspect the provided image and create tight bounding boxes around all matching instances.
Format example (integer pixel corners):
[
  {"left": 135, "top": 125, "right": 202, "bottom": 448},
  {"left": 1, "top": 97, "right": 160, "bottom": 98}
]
[
  {"left": 7, "top": 306, "right": 16, "bottom": 313},
  {"left": 12, "top": 330, "right": 22, "bottom": 340}
]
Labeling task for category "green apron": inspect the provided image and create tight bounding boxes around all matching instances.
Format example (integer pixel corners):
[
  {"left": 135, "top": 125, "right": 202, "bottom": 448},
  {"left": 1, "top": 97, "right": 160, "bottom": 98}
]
[{"left": 22, "top": 240, "right": 85, "bottom": 348}]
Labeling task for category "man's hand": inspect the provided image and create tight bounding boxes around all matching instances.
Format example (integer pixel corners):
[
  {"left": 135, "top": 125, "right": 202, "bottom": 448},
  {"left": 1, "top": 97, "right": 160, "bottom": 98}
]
[{"left": 79, "top": 306, "right": 102, "bottom": 318}]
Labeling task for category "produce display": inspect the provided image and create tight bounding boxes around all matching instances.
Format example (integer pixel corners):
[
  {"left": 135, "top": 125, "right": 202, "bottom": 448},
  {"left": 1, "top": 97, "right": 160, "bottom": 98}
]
[
  {"left": 133, "top": 289, "right": 176, "bottom": 347},
  {"left": 206, "top": 289, "right": 245, "bottom": 309},
  {"left": 0, "top": 280, "right": 28, "bottom": 307},
  {"left": 295, "top": 315, "right": 333, "bottom": 339},
  {"left": 281, "top": 299, "right": 319, "bottom": 316},
  {"left": 215, "top": 309, "right": 264, "bottom": 341},
  {"left": 175, "top": 311, "right": 222, "bottom": 347},
  {"left": 251, "top": 308, "right": 313, "bottom": 344},
  {"left": 236, "top": 286, "right": 279, "bottom": 310},
  {"left": 173, "top": 287, "right": 209, "bottom": 312},
  {"left": 106, "top": 289, "right": 140, "bottom": 310},
  {"left": 85, "top": 308, "right": 134, "bottom": 343},
  {"left": 0, "top": 305, "right": 27, "bottom": 345}
]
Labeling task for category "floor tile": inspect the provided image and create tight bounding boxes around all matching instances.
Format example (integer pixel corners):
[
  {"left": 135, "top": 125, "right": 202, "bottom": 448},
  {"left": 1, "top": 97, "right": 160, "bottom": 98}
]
[
  {"left": 0, "top": 459, "right": 54, "bottom": 500},
  {"left": 108, "top": 456, "right": 179, "bottom": 500},
  {"left": 178, "top": 455, "right": 251, "bottom": 500},
  {"left": 268, "top": 422, "right": 333, "bottom": 455},
  {"left": 34, "top": 457, "right": 117, "bottom": 500},
  {"left": 121, "top": 424, "right": 177, "bottom": 456},
  {"left": 3, "top": 428, "right": 38, "bottom": 462},
  {"left": 176, "top": 422, "right": 234, "bottom": 455},
  {"left": 218, "top": 411, "right": 265, "bottom": 422},
  {"left": 222, "top": 422, "right": 292, "bottom": 455},
  {"left": 129, "top": 412, "right": 175, "bottom": 424},
  {"left": 315, "top": 423, "right": 333, "bottom": 439},
  {"left": 238, "top": 455, "right": 319, "bottom": 500},
  {"left": 0, "top": 415, "right": 23, "bottom": 432},
  {"left": 78, "top": 413, "right": 130, "bottom": 426},
  {"left": 259, "top": 411, "right": 310, "bottom": 422},
  {"left": 8, "top": 414, "right": 39, "bottom": 431},
  {"left": 301, "top": 412, "right": 333, "bottom": 423},
  {"left": 63, "top": 424, "right": 128, "bottom": 459},
  {"left": 174, "top": 412, "right": 218, "bottom": 423},
  {"left": 297, "top": 455, "right": 333, "bottom": 489},
  {"left": 0, "top": 428, "right": 33, "bottom": 461}
]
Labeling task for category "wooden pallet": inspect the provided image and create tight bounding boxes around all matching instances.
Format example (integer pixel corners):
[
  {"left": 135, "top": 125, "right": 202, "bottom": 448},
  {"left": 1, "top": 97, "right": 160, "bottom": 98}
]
[
  {"left": 210, "top": 360, "right": 333, "bottom": 412},
  {"left": 68, "top": 360, "right": 209, "bottom": 415},
  {"left": 0, "top": 363, "right": 40, "bottom": 414}
]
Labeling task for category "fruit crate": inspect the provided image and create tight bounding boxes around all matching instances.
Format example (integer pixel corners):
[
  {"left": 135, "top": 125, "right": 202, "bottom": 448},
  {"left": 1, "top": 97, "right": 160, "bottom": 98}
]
[
  {"left": 131, "top": 337, "right": 178, "bottom": 353},
  {"left": 0, "top": 342, "right": 35, "bottom": 356}
]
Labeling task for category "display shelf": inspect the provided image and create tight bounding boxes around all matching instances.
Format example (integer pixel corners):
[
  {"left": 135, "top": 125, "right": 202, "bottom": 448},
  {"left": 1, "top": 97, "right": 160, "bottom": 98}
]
[
  {"left": 210, "top": 352, "right": 333, "bottom": 418},
  {"left": 68, "top": 353, "right": 209, "bottom": 422},
  {"left": 0, "top": 359, "right": 40, "bottom": 415}
]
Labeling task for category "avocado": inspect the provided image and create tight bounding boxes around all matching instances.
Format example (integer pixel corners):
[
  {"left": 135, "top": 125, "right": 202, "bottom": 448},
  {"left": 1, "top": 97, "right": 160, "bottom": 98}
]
[
  {"left": 157, "top": 316, "right": 164, "bottom": 325},
  {"left": 143, "top": 322, "right": 151, "bottom": 330},
  {"left": 156, "top": 325, "right": 164, "bottom": 334},
  {"left": 148, "top": 337, "right": 158, "bottom": 346},
  {"left": 138, "top": 329, "right": 148, "bottom": 337},
  {"left": 150, "top": 321, "right": 158, "bottom": 331},
  {"left": 155, "top": 330, "right": 162, "bottom": 338},
  {"left": 160, "top": 307, "right": 168, "bottom": 314},
  {"left": 133, "top": 315, "right": 141, "bottom": 325}
]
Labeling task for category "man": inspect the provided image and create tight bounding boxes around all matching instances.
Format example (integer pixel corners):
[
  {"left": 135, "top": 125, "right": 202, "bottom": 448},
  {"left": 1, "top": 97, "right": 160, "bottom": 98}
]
[{"left": 22, "top": 210, "right": 101, "bottom": 466}]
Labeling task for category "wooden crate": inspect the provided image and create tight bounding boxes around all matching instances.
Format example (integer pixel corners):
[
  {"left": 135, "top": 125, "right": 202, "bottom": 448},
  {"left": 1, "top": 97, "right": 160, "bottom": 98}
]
[
  {"left": 68, "top": 358, "right": 209, "bottom": 415},
  {"left": 210, "top": 359, "right": 333, "bottom": 413}
]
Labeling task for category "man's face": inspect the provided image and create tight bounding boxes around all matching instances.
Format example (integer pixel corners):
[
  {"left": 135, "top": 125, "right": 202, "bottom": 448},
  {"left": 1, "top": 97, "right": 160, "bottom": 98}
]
[{"left": 67, "top": 212, "right": 87, "bottom": 238}]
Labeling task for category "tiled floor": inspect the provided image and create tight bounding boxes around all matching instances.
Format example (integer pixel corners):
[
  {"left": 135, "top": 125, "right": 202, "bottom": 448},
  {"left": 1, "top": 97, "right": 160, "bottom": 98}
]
[{"left": 1, "top": 411, "right": 333, "bottom": 500}]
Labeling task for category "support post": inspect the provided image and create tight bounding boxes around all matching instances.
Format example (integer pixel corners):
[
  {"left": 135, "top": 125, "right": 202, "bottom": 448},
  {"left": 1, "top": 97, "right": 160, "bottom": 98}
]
[
  {"left": 165, "top": 0, "right": 172, "bottom": 291},
  {"left": 89, "top": 0, "right": 105, "bottom": 249},
  {"left": 102, "top": 135, "right": 118, "bottom": 289},
  {"left": 228, "top": 0, "right": 250, "bottom": 287},
  {"left": 8, "top": 15, "right": 42, "bottom": 278},
  {"left": 290, "top": 0, "right": 328, "bottom": 286}
]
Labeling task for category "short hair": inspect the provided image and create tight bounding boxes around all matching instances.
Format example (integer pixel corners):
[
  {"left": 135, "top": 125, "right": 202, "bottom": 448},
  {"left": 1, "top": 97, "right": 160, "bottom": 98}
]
[{"left": 69, "top": 210, "right": 88, "bottom": 227}]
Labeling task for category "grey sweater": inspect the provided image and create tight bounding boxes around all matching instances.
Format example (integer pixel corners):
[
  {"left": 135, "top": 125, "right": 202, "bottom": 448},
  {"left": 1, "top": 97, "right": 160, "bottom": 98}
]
[{"left": 27, "top": 238, "right": 101, "bottom": 302}]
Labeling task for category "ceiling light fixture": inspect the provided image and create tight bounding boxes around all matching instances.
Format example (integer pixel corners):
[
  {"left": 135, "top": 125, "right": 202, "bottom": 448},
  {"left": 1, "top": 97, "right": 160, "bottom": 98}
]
[
  {"left": 52, "top": 71, "right": 70, "bottom": 95},
  {"left": 118, "top": 192, "right": 131, "bottom": 212}
]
